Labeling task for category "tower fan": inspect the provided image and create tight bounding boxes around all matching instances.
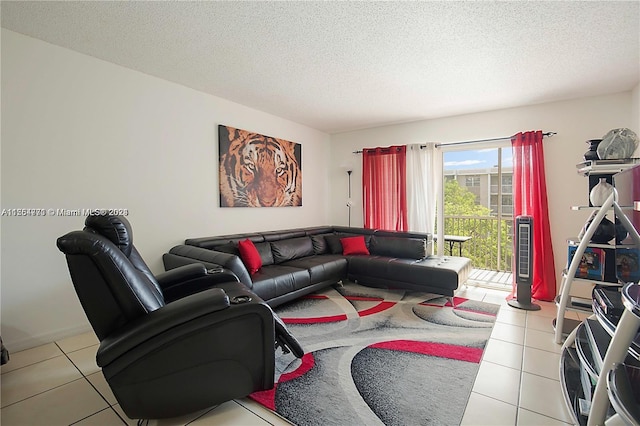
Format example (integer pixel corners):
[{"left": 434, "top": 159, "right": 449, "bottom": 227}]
[{"left": 508, "top": 215, "right": 541, "bottom": 310}]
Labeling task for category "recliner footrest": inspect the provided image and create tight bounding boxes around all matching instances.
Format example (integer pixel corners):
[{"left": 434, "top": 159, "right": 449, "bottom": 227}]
[{"left": 274, "top": 314, "right": 304, "bottom": 358}]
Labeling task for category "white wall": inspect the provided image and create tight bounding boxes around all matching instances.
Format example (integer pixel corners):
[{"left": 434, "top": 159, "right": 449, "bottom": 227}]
[
  {"left": 1, "top": 30, "right": 331, "bottom": 351},
  {"left": 330, "top": 92, "right": 635, "bottom": 299},
  {"left": 632, "top": 82, "right": 640, "bottom": 133}
]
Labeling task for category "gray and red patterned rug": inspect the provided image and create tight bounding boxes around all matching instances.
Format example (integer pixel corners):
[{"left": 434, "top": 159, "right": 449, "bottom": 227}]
[{"left": 250, "top": 282, "right": 500, "bottom": 425}]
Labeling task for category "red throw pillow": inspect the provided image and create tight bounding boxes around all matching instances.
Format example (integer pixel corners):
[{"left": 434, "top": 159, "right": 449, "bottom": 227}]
[
  {"left": 238, "top": 239, "right": 262, "bottom": 275},
  {"left": 340, "top": 236, "right": 370, "bottom": 255}
]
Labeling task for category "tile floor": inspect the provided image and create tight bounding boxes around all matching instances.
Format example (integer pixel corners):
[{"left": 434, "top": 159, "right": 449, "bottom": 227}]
[{"left": 1, "top": 282, "right": 583, "bottom": 425}]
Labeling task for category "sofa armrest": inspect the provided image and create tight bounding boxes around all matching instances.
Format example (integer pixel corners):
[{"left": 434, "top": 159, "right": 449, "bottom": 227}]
[
  {"left": 164, "top": 245, "right": 252, "bottom": 287},
  {"left": 155, "top": 263, "right": 240, "bottom": 302},
  {"left": 97, "top": 287, "right": 233, "bottom": 366},
  {"left": 155, "top": 263, "right": 207, "bottom": 288}
]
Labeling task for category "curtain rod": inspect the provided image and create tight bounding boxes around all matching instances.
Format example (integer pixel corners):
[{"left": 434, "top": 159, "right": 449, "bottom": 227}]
[{"left": 351, "top": 131, "right": 556, "bottom": 153}]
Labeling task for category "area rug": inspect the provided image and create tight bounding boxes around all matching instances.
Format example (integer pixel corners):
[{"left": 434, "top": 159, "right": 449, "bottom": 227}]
[{"left": 250, "top": 282, "right": 500, "bottom": 426}]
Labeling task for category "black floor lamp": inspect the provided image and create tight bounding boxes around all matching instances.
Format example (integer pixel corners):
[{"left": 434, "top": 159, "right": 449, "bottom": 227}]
[{"left": 346, "top": 169, "right": 353, "bottom": 227}]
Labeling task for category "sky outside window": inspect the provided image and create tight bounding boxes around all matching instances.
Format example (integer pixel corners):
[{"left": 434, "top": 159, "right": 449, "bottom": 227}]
[{"left": 444, "top": 148, "right": 512, "bottom": 170}]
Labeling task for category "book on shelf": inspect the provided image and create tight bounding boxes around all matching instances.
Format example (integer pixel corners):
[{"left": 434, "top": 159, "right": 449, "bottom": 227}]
[
  {"left": 593, "top": 287, "right": 624, "bottom": 317},
  {"left": 568, "top": 246, "right": 605, "bottom": 281},
  {"left": 616, "top": 247, "right": 640, "bottom": 284}
]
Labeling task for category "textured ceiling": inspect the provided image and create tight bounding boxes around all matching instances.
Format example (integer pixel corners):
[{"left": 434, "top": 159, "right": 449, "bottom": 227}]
[{"left": 2, "top": 1, "right": 639, "bottom": 134}]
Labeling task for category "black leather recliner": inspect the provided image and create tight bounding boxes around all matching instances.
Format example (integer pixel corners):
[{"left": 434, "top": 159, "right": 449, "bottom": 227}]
[{"left": 56, "top": 215, "right": 302, "bottom": 420}]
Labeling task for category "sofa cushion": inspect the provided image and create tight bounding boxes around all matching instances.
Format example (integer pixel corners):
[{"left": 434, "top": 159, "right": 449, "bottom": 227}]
[
  {"left": 214, "top": 241, "right": 240, "bottom": 255},
  {"left": 282, "top": 255, "right": 348, "bottom": 284},
  {"left": 310, "top": 234, "right": 329, "bottom": 254},
  {"left": 324, "top": 234, "right": 344, "bottom": 254},
  {"left": 238, "top": 239, "right": 262, "bottom": 275},
  {"left": 254, "top": 241, "right": 275, "bottom": 266},
  {"left": 341, "top": 236, "right": 370, "bottom": 255},
  {"left": 270, "top": 237, "right": 315, "bottom": 263},
  {"left": 346, "top": 255, "right": 395, "bottom": 278},
  {"left": 370, "top": 236, "right": 427, "bottom": 260},
  {"left": 250, "top": 265, "right": 311, "bottom": 301}
]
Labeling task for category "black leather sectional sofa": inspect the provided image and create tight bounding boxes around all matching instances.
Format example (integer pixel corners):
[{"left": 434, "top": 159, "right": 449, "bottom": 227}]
[{"left": 163, "top": 226, "right": 471, "bottom": 308}]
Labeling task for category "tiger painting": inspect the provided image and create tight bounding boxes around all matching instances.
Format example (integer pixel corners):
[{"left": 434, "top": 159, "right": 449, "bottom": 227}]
[{"left": 218, "top": 125, "right": 302, "bottom": 207}]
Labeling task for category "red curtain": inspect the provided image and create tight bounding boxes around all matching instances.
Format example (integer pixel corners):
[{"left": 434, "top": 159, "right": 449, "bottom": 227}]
[
  {"left": 511, "top": 131, "right": 556, "bottom": 301},
  {"left": 362, "top": 145, "right": 408, "bottom": 231}
]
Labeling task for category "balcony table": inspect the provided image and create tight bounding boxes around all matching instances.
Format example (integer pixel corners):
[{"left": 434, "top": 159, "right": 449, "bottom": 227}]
[{"left": 437, "top": 235, "right": 472, "bottom": 257}]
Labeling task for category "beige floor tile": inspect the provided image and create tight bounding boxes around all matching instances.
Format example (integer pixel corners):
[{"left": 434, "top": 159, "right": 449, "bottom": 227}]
[
  {"left": 235, "top": 397, "right": 293, "bottom": 425},
  {"left": 525, "top": 313, "right": 556, "bottom": 333},
  {"left": 191, "top": 401, "right": 271, "bottom": 425},
  {"left": 87, "top": 371, "right": 117, "bottom": 405},
  {"left": 480, "top": 290, "right": 510, "bottom": 303},
  {"left": 483, "top": 287, "right": 511, "bottom": 297},
  {"left": 518, "top": 372, "right": 573, "bottom": 424},
  {"left": 496, "top": 308, "right": 527, "bottom": 327},
  {"left": 456, "top": 287, "right": 487, "bottom": 302},
  {"left": 482, "top": 338, "right": 524, "bottom": 370},
  {"left": 66, "top": 344, "right": 100, "bottom": 376},
  {"left": 0, "top": 378, "right": 108, "bottom": 425},
  {"left": 526, "top": 302, "right": 558, "bottom": 319},
  {"left": 517, "top": 407, "right": 572, "bottom": 425},
  {"left": 482, "top": 293, "right": 511, "bottom": 306},
  {"left": 524, "top": 328, "right": 561, "bottom": 354},
  {"left": 461, "top": 392, "right": 517, "bottom": 425},
  {"left": 1, "top": 355, "right": 83, "bottom": 407},
  {"left": 74, "top": 407, "right": 126, "bottom": 425},
  {"left": 0, "top": 343, "right": 63, "bottom": 374},
  {"left": 112, "top": 403, "right": 218, "bottom": 426},
  {"left": 56, "top": 330, "right": 99, "bottom": 354},
  {"left": 471, "top": 361, "right": 521, "bottom": 406},
  {"left": 490, "top": 322, "right": 526, "bottom": 345},
  {"left": 522, "top": 346, "right": 561, "bottom": 381}
]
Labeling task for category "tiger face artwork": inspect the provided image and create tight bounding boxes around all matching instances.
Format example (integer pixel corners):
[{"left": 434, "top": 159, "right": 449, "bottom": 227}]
[{"left": 219, "top": 125, "right": 302, "bottom": 207}]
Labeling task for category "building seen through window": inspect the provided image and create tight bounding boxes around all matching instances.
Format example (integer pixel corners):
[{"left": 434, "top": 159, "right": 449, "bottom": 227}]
[{"left": 444, "top": 148, "right": 513, "bottom": 216}]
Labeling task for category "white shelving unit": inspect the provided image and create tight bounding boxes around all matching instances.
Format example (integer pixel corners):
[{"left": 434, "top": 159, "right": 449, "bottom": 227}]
[
  {"left": 554, "top": 160, "right": 639, "bottom": 344},
  {"left": 556, "top": 161, "right": 640, "bottom": 425},
  {"left": 554, "top": 196, "right": 635, "bottom": 344}
]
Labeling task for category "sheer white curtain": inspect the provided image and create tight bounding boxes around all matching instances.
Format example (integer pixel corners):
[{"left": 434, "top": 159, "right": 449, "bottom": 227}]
[{"left": 406, "top": 143, "right": 442, "bottom": 237}]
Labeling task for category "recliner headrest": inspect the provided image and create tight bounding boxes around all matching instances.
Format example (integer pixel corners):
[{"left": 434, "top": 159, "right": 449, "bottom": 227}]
[{"left": 84, "top": 215, "right": 133, "bottom": 257}]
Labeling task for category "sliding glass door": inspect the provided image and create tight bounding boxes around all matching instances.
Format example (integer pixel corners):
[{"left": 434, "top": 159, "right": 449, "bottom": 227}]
[{"left": 439, "top": 144, "right": 513, "bottom": 275}]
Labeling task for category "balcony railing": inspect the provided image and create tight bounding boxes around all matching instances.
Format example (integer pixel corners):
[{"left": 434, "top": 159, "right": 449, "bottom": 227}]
[{"left": 436, "top": 215, "right": 513, "bottom": 272}]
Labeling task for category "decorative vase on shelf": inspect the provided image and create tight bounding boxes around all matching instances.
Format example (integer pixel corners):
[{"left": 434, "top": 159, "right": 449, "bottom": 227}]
[
  {"left": 597, "top": 128, "right": 639, "bottom": 160},
  {"left": 585, "top": 215, "right": 616, "bottom": 243},
  {"left": 615, "top": 217, "right": 629, "bottom": 244},
  {"left": 583, "top": 139, "right": 602, "bottom": 161},
  {"left": 589, "top": 178, "right": 615, "bottom": 207}
]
